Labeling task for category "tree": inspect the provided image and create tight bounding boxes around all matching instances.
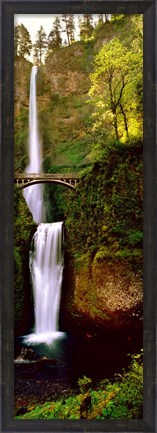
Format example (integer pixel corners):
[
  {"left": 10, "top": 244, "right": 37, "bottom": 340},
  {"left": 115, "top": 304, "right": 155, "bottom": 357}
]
[
  {"left": 98, "top": 14, "right": 110, "bottom": 23},
  {"left": 33, "top": 44, "right": 40, "bottom": 65},
  {"left": 68, "top": 15, "right": 75, "bottom": 44},
  {"left": 79, "top": 15, "right": 94, "bottom": 41},
  {"left": 34, "top": 26, "right": 47, "bottom": 64},
  {"left": 104, "top": 14, "right": 110, "bottom": 23},
  {"left": 48, "top": 17, "right": 62, "bottom": 50},
  {"left": 14, "top": 24, "right": 32, "bottom": 59},
  {"left": 89, "top": 38, "right": 142, "bottom": 141},
  {"left": 62, "top": 14, "right": 75, "bottom": 45},
  {"left": 98, "top": 14, "right": 104, "bottom": 23}
]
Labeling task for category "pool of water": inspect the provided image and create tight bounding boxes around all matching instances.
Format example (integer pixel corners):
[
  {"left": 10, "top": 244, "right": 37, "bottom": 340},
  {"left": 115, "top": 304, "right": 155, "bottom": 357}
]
[{"left": 15, "top": 328, "right": 142, "bottom": 382}]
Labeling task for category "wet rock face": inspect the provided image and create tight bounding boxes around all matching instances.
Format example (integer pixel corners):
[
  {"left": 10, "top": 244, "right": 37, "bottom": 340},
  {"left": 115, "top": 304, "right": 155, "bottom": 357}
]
[
  {"left": 75, "top": 260, "right": 142, "bottom": 313},
  {"left": 14, "top": 58, "right": 32, "bottom": 114},
  {"left": 61, "top": 258, "right": 143, "bottom": 333},
  {"left": 45, "top": 43, "right": 90, "bottom": 96},
  {"left": 46, "top": 71, "right": 89, "bottom": 95}
]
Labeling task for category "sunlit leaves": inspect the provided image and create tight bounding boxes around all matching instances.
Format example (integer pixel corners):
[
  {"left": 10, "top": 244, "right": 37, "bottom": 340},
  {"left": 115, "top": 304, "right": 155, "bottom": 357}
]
[{"left": 89, "top": 37, "right": 142, "bottom": 142}]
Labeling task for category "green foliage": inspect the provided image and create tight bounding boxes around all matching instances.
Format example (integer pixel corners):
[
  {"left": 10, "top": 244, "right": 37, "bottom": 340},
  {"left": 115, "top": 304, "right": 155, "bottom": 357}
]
[
  {"left": 38, "top": 108, "right": 54, "bottom": 155},
  {"left": 65, "top": 141, "right": 143, "bottom": 260},
  {"left": 93, "top": 246, "right": 113, "bottom": 262},
  {"left": 127, "top": 229, "right": 143, "bottom": 247},
  {"left": 14, "top": 245, "right": 24, "bottom": 321},
  {"left": 44, "top": 182, "right": 73, "bottom": 223},
  {"left": 14, "top": 187, "right": 36, "bottom": 335},
  {"left": 16, "top": 351, "right": 143, "bottom": 419},
  {"left": 97, "top": 350, "right": 143, "bottom": 419},
  {"left": 89, "top": 37, "right": 142, "bottom": 142},
  {"left": 36, "top": 66, "right": 51, "bottom": 96},
  {"left": 14, "top": 106, "right": 29, "bottom": 171},
  {"left": 78, "top": 376, "right": 92, "bottom": 393}
]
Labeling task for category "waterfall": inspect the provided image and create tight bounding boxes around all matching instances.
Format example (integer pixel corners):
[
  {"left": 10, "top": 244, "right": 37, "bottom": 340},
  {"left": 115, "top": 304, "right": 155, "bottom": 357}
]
[
  {"left": 23, "top": 65, "right": 45, "bottom": 224},
  {"left": 24, "top": 222, "right": 64, "bottom": 345},
  {"left": 23, "top": 66, "right": 65, "bottom": 346}
]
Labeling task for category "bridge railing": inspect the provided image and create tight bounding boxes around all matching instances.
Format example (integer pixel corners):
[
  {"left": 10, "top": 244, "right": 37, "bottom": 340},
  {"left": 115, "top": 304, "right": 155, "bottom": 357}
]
[
  {"left": 14, "top": 173, "right": 79, "bottom": 180},
  {"left": 14, "top": 172, "right": 80, "bottom": 189}
]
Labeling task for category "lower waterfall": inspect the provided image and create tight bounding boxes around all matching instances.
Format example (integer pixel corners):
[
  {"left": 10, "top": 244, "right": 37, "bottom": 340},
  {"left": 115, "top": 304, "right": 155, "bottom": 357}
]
[{"left": 24, "top": 221, "right": 65, "bottom": 345}]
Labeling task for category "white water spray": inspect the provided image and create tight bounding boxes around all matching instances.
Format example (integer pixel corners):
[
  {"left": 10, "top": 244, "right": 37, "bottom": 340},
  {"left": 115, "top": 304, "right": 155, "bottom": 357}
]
[{"left": 23, "top": 65, "right": 45, "bottom": 223}]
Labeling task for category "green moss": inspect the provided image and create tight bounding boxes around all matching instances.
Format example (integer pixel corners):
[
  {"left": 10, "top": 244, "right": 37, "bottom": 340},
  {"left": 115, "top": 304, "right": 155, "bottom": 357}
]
[
  {"left": 14, "top": 187, "right": 36, "bottom": 335},
  {"left": 93, "top": 246, "right": 113, "bottom": 262},
  {"left": 115, "top": 248, "right": 142, "bottom": 259},
  {"left": 65, "top": 141, "right": 143, "bottom": 260}
]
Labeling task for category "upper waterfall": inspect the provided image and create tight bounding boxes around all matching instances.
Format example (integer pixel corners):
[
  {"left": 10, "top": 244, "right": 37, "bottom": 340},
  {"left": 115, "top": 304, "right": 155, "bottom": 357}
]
[{"left": 23, "top": 65, "right": 45, "bottom": 223}]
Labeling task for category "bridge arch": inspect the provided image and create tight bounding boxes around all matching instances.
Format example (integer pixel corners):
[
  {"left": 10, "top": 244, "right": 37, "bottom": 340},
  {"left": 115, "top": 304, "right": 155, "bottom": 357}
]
[
  {"left": 14, "top": 173, "right": 79, "bottom": 190},
  {"left": 20, "top": 179, "right": 76, "bottom": 190}
]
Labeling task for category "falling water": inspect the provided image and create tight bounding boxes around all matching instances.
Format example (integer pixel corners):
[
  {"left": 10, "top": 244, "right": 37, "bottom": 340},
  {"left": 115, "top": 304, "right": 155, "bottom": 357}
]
[
  {"left": 24, "top": 222, "right": 64, "bottom": 345},
  {"left": 23, "top": 66, "right": 64, "bottom": 345},
  {"left": 23, "top": 65, "right": 45, "bottom": 223}
]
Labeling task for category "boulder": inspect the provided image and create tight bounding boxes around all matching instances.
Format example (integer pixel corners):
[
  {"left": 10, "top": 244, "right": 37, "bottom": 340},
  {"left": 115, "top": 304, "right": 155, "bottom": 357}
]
[{"left": 61, "top": 258, "right": 143, "bottom": 334}]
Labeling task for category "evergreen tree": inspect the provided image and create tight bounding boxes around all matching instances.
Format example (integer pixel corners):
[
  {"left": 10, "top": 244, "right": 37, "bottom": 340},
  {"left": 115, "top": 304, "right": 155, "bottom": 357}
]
[
  {"left": 68, "top": 15, "right": 75, "bottom": 44},
  {"left": 48, "top": 17, "right": 62, "bottom": 50},
  {"left": 98, "top": 14, "right": 104, "bottom": 23},
  {"left": 62, "top": 14, "right": 75, "bottom": 45},
  {"left": 33, "top": 44, "right": 40, "bottom": 65},
  {"left": 104, "top": 14, "right": 110, "bottom": 23},
  {"left": 79, "top": 15, "right": 94, "bottom": 41},
  {"left": 98, "top": 14, "right": 110, "bottom": 23},
  {"left": 62, "top": 15, "right": 70, "bottom": 45},
  {"left": 34, "top": 26, "right": 47, "bottom": 64},
  {"left": 14, "top": 24, "right": 32, "bottom": 58}
]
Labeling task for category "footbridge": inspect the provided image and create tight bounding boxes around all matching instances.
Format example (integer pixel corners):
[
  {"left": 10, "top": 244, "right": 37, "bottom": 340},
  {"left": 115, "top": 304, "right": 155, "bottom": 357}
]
[{"left": 14, "top": 173, "right": 79, "bottom": 190}]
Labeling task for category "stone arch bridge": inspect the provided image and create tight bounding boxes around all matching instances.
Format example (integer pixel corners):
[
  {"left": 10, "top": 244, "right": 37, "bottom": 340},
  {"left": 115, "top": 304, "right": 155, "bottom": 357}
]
[{"left": 14, "top": 173, "right": 79, "bottom": 190}]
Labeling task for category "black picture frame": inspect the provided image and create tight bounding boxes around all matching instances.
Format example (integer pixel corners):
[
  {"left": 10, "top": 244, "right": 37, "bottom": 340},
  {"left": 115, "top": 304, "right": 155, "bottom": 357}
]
[{"left": 0, "top": 1, "right": 157, "bottom": 432}]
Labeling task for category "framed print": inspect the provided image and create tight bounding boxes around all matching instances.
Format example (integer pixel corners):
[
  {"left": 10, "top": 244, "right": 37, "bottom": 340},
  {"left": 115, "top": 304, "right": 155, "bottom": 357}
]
[{"left": 0, "top": 0, "right": 157, "bottom": 432}]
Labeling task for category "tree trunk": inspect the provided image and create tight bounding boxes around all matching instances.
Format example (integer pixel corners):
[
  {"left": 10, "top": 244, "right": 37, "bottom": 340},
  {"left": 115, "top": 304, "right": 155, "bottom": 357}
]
[
  {"left": 39, "top": 49, "right": 42, "bottom": 65},
  {"left": 120, "top": 104, "right": 129, "bottom": 138},
  {"left": 113, "top": 113, "right": 119, "bottom": 140}
]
